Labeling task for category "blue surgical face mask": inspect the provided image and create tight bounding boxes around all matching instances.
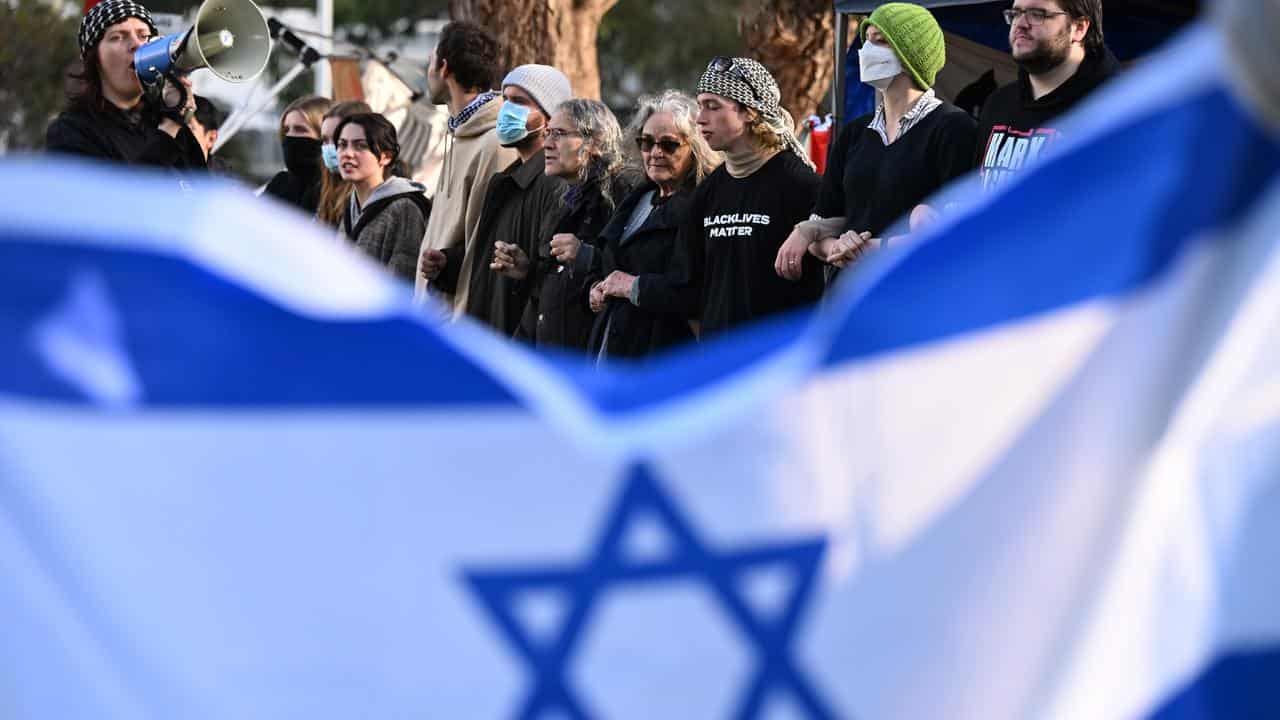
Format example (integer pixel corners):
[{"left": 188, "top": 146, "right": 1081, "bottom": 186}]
[
  {"left": 496, "top": 101, "right": 533, "bottom": 146},
  {"left": 321, "top": 142, "right": 339, "bottom": 172}
]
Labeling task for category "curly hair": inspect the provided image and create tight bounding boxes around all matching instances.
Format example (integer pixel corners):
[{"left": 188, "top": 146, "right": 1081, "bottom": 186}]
[
  {"left": 434, "top": 21, "right": 501, "bottom": 92},
  {"left": 554, "top": 98, "right": 626, "bottom": 208},
  {"left": 623, "top": 89, "right": 721, "bottom": 189},
  {"left": 743, "top": 108, "right": 786, "bottom": 154}
]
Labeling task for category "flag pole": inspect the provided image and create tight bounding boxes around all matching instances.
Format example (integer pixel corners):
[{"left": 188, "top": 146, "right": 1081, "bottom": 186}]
[{"left": 315, "top": 0, "right": 333, "bottom": 97}]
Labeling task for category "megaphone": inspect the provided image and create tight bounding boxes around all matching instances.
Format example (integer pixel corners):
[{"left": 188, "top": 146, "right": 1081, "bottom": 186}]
[{"left": 133, "top": 0, "right": 272, "bottom": 87}]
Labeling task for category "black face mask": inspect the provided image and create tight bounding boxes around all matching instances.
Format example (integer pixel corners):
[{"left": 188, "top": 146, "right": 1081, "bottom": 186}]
[{"left": 282, "top": 136, "right": 322, "bottom": 179}]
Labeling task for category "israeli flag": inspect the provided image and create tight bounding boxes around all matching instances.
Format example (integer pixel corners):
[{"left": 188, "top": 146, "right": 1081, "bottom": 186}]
[{"left": 3, "top": 20, "right": 1280, "bottom": 720}]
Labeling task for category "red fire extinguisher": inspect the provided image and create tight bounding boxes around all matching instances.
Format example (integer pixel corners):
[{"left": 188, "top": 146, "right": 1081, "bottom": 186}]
[{"left": 806, "top": 115, "right": 833, "bottom": 175}]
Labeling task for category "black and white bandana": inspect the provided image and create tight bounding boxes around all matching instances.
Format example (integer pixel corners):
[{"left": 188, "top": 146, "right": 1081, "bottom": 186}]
[
  {"left": 78, "top": 0, "right": 158, "bottom": 57},
  {"left": 696, "top": 57, "right": 815, "bottom": 170}
]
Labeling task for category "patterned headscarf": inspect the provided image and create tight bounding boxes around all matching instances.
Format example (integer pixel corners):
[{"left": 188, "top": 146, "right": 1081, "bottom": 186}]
[
  {"left": 78, "top": 0, "right": 158, "bottom": 57},
  {"left": 696, "top": 57, "right": 815, "bottom": 170}
]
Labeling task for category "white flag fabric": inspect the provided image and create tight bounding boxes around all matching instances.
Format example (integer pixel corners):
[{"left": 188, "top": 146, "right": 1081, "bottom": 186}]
[{"left": 3, "top": 18, "right": 1280, "bottom": 720}]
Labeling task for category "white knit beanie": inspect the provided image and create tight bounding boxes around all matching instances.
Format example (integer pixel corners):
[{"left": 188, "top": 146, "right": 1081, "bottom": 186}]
[{"left": 501, "top": 64, "right": 573, "bottom": 117}]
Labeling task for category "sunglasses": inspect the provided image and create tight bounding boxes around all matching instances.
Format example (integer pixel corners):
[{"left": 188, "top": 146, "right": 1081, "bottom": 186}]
[
  {"left": 635, "top": 136, "right": 684, "bottom": 154},
  {"left": 707, "top": 56, "right": 762, "bottom": 104}
]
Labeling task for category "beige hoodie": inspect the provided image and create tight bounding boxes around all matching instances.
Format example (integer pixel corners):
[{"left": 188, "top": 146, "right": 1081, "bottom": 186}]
[{"left": 414, "top": 98, "right": 519, "bottom": 311}]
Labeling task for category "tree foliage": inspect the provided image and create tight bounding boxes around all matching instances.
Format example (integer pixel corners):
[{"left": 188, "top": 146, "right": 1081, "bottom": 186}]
[
  {"left": 742, "top": 0, "right": 836, "bottom": 128},
  {"left": 334, "top": 0, "right": 448, "bottom": 45},
  {"left": 597, "top": 0, "right": 743, "bottom": 112},
  {"left": 449, "top": 0, "right": 619, "bottom": 100},
  {"left": 0, "top": 0, "right": 80, "bottom": 151}
]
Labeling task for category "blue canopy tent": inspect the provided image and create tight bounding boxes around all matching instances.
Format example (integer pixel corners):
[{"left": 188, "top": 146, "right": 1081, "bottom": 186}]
[{"left": 830, "top": 0, "right": 1201, "bottom": 127}]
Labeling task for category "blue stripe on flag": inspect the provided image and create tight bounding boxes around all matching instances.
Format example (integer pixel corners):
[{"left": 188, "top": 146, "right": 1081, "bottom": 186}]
[
  {"left": 823, "top": 84, "right": 1280, "bottom": 366},
  {"left": 1148, "top": 647, "right": 1280, "bottom": 719},
  {"left": 1, "top": 29, "right": 1276, "bottom": 414},
  {"left": 0, "top": 240, "right": 519, "bottom": 407}
]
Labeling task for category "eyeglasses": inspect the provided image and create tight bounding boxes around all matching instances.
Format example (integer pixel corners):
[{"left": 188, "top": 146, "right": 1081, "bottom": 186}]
[
  {"left": 1002, "top": 7, "right": 1071, "bottom": 25},
  {"left": 707, "top": 56, "right": 762, "bottom": 104},
  {"left": 635, "top": 137, "right": 684, "bottom": 155},
  {"left": 543, "top": 128, "right": 583, "bottom": 143}
]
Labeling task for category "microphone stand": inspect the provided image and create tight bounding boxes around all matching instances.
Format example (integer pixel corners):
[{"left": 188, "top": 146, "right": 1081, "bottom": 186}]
[{"left": 211, "top": 17, "right": 323, "bottom": 155}]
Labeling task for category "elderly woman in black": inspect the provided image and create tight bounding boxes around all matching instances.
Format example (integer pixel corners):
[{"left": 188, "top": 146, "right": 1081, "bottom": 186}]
[
  {"left": 587, "top": 90, "right": 721, "bottom": 361},
  {"left": 494, "top": 98, "right": 631, "bottom": 350},
  {"left": 46, "top": 0, "right": 205, "bottom": 169}
]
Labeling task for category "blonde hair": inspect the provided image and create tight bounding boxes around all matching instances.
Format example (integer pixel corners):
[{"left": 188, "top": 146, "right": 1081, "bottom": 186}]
[
  {"left": 624, "top": 90, "right": 721, "bottom": 188},
  {"left": 744, "top": 110, "right": 786, "bottom": 154},
  {"left": 316, "top": 100, "right": 372, "bottom": 228},
  {"left": 278, "top": 95, "right": 331, "bottom": 140}
]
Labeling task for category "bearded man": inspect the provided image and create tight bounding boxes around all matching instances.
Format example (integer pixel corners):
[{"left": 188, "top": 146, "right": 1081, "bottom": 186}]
[{"left": 975, "top": 0, "right": 1118, "bottom": 191}]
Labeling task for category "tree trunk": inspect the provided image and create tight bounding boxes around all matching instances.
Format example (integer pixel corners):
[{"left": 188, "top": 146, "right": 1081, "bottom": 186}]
[
  {"left": 739, "top": 0, "right": 836, "bottom": 129},
  {"left": 449, "top": 0, "right": 618, "bottom": 101}
]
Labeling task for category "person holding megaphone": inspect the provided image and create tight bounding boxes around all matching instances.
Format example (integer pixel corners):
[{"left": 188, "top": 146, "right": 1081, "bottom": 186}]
[{"left": 47, "top": 1, "right": 207, "bottom": 168}]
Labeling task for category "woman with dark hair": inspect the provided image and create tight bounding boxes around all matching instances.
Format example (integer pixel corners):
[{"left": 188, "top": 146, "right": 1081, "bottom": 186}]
[
  {"left": 46, "top": 0, "right": 205, "bottom": 169},
  {"left": 262, "top": 95, "right": 331, "bottom": 214},
  {"left": 316, "top": 100, "right": 372, "bottom": 228},
  {"left": 586, "top": 90, "right": 721, "bottom": 361},
  {"left": 493, "top": 98, "right": 632, "bottom": 350},
  {"left": 335, "top": 113, "right": 430, "bottom": 283}
]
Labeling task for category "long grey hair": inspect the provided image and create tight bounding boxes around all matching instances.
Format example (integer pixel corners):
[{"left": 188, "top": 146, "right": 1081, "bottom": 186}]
[
  {"left": 624, "top": 90, "right": 722, "bottom": 188},
  {"left": 554, "top": 98, "right": 627, "bottom": 208}
]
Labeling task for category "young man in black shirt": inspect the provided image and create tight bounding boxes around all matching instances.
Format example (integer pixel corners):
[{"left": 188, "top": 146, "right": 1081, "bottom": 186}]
[
  {"left": 671, "top": 57, "right": 823, "bottom": 340},
  {"left": 976, "top": 0, "right": 1119, "bottom": 191}
]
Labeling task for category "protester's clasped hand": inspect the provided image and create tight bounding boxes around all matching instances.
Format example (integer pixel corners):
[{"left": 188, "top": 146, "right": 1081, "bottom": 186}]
[
  {"left": 827, "top": 230, "right": 874, "bottom": 268},
  {"left": 600, "top": 270, "right": 636, "bottom": 299},
  {"left": 549, "top": 233, "right": 582, "bottom": 265},
  {"left": 775, "top": 226, "right": 818, "bottom": 281},
  {"left": 421, "top": 249, "right": 448, "bottom": 280},
  {"left": 589, "top": 282, "right": 607, "bottom": 313},
  {"left": 492, "top": 241, "right": 530, "bottom": 280}
]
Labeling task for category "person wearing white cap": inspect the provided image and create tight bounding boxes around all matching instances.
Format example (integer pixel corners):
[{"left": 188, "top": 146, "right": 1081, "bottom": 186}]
[
  {"left": 47, "top": 0, "right": 205, "bottom": 168},
  {"left": 463, "top": 64, "right": 574, "bottom": 337}
]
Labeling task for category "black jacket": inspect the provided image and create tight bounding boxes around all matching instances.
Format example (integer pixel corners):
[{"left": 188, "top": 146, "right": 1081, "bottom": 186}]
[
  {"left": 588, "top": 182, "right": 696, "bottom": 360},
  {"left": 518, "top": 177, "right": 623, "bottom": 350},
  {"left": 46, "top": 102, "right": 206, "bottom": 169},
  {"left": 460, "top": 150, "right": 567, "bottom": 337},
  {"left": 264, "top": 169, "right": 322, "bottom": 215}
]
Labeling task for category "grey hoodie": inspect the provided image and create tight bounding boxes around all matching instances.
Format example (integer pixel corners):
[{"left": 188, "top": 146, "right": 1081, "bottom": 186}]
[{"left": 342, "top": 176, "right": 430, "bottom": 283}]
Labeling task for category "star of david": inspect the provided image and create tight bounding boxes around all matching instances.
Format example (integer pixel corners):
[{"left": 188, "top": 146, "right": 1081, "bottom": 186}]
[{"left": 462, "top": 464, "right": 838, "bottom": 719}]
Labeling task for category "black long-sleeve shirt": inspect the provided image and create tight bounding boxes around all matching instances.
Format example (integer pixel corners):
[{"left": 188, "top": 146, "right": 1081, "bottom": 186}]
[{"left": 815, "top": 102, "right": 976, "bottom": 237}]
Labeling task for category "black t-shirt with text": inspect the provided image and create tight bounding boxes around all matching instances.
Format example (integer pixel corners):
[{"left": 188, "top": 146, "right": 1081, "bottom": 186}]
[{"left": 673, "top": 151, "right": 823, "bottom": 339}]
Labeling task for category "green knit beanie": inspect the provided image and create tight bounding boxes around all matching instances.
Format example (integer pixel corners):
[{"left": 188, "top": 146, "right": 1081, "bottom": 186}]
[{"left": 862, "top": 3, "right": 946, "bottom": 90}]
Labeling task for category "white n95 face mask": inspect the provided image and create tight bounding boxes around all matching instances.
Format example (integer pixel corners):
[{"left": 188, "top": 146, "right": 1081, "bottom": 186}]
[{"left": 859, "top": 42, "right": 904, "bottom": 90}]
